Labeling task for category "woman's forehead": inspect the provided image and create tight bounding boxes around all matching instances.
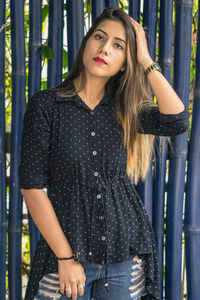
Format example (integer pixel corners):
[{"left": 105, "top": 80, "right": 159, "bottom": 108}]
[{"left": 94, "top": 19, "right": 127, "bottom": 41}]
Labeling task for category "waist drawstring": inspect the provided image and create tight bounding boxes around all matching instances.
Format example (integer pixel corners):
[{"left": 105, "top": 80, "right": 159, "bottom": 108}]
[
  {"left": 98, "top": 182, "right": 109, "bottom": 293},
  {"left": 104, "top": 250, "right": 109, "bottom": 292}
]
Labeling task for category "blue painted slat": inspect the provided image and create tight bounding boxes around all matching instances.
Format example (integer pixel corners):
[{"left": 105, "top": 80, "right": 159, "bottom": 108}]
[
  {"left": 129, "top": 0, "right": 140, "bottom": 22},
  {"left": 105, "top": 0, "right": 119, "bottom": 7},
  {"left": 28, "top": 0, "right": 42, "bottom": 261},
  {"left": 9, "top": 0, "right": 26, "bottom": 299},
  {"left": 143, "top": 0, "right": 159, "bottom": 57},
  {"left": 137, "top": 0, "right": 159, "bottom": 221},
  {"left": 0, "top": 1, "right": 7, "bottom": 299},
  {"left": 47, "top": 0, "right": 64, "bottom": 87},
  {"left": 66, "top": 0, "right": 84, "bottom": 70},
  {"left": 165, "top": 1, "right": 193, "bottom": 299},
  {"left": 184, "top": 0, "right": 200, "bottom": 298},
  {"left": 91, "top": 0, "right": 104, "bottom": 23},
  {"left": 152, "top": 1, "right": 173, "bottom": 299}
]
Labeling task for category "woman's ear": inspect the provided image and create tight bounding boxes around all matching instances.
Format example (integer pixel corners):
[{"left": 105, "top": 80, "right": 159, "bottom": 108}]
[{"left": 120, "top": 63, "right": 126, "bottom": 72}]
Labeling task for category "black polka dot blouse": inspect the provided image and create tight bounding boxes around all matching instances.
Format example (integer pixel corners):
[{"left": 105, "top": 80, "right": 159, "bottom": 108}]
[{"left": 18, "top": 79, "right": 189, "bottom": 300}]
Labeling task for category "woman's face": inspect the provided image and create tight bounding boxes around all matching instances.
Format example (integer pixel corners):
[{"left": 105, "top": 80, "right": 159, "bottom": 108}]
[{"left": 82, "top": 19, "right": 127, "bottom": 80}]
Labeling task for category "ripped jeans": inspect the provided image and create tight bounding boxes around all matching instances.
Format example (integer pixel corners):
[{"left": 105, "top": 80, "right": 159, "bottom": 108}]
[{"left": 34, "top": 255, "right": 147, "bottom": 300}]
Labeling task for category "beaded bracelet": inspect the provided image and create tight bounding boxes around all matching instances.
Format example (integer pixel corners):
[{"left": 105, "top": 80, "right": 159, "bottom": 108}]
[{"left": 56, "top": 255, "right": 74, "bottom": 261}]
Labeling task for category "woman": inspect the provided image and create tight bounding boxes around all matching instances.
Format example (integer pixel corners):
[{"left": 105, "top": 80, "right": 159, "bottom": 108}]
[{"left": 19, "top": 7, "right": 189, "bottom": 300}]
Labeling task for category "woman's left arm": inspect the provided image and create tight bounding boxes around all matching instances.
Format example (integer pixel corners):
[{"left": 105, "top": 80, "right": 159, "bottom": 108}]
[{"left": 131, "top": 18, "right": 185, "bottom": 114}]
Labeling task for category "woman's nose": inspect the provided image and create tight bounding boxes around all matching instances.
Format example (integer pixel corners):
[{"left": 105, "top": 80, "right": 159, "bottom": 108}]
[{"left": 98, "top": 41, "right": 109, "bottom": 55}]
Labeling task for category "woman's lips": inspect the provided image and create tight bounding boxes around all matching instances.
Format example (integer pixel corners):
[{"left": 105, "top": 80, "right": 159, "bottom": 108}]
[{"left": 93, "top": 57, "right": 107, "bottom": 65}]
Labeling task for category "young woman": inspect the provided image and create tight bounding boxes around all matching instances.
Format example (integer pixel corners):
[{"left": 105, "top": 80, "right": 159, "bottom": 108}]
[{"left": 19, "top": 7, "right": 189, "bottom": 300}]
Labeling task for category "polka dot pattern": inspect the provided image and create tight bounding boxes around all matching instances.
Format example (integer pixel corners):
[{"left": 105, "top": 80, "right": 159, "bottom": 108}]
[{"left": 19, "top": 80, "right": 189, "bottom": 300}]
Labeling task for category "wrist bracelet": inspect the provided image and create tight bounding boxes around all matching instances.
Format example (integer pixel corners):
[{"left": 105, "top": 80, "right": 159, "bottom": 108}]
[
  {"left": 56, "top": 255, "right": 74, "bottom": 261},
  {"left": 144, "top": 62, "right": 162, "bottom": 76}
]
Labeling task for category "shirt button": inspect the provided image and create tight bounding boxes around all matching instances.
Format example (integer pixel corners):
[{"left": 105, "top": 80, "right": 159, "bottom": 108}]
[
  {"left": 97, "top": 194, "right": 101, "bottom": 199},
  {"left": 90, "top": 111, "right": 94, "bottom": 115},
  {"left": 102, "top": 236, "right": 106, "bottom": 241},
  {"left": 91, "top": 132, "right": 96, "bottom": 136},
  {"left": 94, "top": 172, "right": 98, "bottom": 176},
  {"left": 99, "top": 216, "right": 104, "bottom": 220},
  {"left": 89, "top": 252, "right": 92, "bottom": 256},
  {"left": 92, "top": 151, "right": 97, "bottom": 155}
]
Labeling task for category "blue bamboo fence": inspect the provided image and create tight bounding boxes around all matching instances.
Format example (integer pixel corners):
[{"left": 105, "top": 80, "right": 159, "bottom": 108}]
[
  {"left": 8, "top": 1, "right": 26, "bottom": 299},
  {"left": 165, "top": 0, "right": 193, "bottom": 299},
  {"left": 91, "top": 0, "right": 104, "bottom": 23},
  {"left": 0, "top": 1, "right": 7, "bottom": 299},
  {"left": 153, "top": 1, "right": 174, "bottom": 299},
  {"left": 47, "top": 0, "right": 64, "bottom": 87},
  {"left": 27, "top": 0, "right": 42, "bottom": 261},
  {"left": 129, "top": 0, "right": 140, "bottom": 22},
  {"left": 66, "top": 0, "right": 84, "bottom": 70},
  {"left": 137, "top": 0, "right": 159, "bottom": 221},
  {"left": 184, "top": 0, "right": 200, "bottom": 298},
  {"left": 1, "top": 1, "right": 198, "bottom": 299},
  {"left": 105, "top": 0, "right": 119, "bottom": 7}
]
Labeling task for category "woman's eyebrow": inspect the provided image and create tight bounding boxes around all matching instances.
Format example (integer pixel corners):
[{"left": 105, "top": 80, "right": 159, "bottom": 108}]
[{"left": 94, "top": 28, "right": 127, "bottom": 45}]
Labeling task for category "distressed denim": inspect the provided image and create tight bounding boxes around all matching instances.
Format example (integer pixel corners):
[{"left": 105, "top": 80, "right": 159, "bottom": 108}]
[{"left": 34, "top": 255, "right": 147, "bottom": 300}]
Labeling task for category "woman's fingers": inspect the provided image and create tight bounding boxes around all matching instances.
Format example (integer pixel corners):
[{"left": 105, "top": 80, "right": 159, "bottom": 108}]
[
  {"left": 77, "top": 282, "right": 85, "bottom": 296},
  {"left": 59, "top": 281, "right": 65, "bottom": 294},
  {"left": 65, "top": 285, "right": 72, "bottom": 298},
  {"left": 129, "top": 16, "right": 152, "bottom": 67}
]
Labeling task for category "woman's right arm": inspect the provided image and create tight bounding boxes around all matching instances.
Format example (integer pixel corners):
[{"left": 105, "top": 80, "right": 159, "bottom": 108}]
[
  {"left": 21, "top": 188, "right": 86, "bottom": 299},
  {"left": 19, "top": 92, "right": 85, "bottom": 300},
  {"left": 21, "top": 188, "right": 73, "bottom": 258}
]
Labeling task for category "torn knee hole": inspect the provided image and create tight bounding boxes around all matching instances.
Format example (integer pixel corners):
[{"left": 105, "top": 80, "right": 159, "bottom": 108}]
[{"left": 38, "top": 289, "right": 61, "bottom": 299}]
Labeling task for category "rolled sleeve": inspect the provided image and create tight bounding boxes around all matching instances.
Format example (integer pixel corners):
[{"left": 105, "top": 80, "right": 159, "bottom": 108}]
[
  {"left": 138, "top": 105, "right": 190, "bottom": 136},
  {"left": 18, "top": 90, "right": 55, "bottom": 189}
]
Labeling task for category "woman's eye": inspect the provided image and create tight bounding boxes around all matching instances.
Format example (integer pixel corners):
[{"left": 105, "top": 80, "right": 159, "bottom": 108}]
[
  {"left": 114, "top": 43, "right": 123, "bottom": 50},
  {"left": 95, "top": 34, "right": 103, "bottom": 40}
]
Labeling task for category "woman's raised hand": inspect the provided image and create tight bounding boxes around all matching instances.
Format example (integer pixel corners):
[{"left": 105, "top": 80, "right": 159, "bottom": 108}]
[
  {"left": 130, "top": 18, "right": 153, "bottom": 69},
  {"left": 58, "top": 259, "right": 86, "bottom": 300}
]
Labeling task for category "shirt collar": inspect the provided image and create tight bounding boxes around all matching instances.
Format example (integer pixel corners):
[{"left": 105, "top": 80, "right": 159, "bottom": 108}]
[{"left": 55, "top": 79, "right": 112, "bottom": 108}]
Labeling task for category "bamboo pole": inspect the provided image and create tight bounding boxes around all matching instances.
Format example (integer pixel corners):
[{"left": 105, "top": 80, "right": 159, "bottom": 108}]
[
  {"left": 0, "top": 1, "right": 7, "bottom": 299},
  {"left": 66, "top": 0, "right": 84, "bottom": 70},
  {"left": 105, "top": 0, "right": 119, "bottom": 7},
  {"left": 47, "top": 0, "right": 64, "bottom": 87},
  {"left": 27, "top": 0, "right": 42, "bottom": 261},
  {"left": 165, "top": 1, "right": 192, "bottom": 299},
  {"left": 184, "top": 0, "right": 200, "bottom": 298},
  {"left": 152, "top": 1, "right": 174, "bottom": 299},
  {"left": 91, "top": 0, "right": 104, "bottom": 23},
  {"left": 137, "top": 0, "right": 158, "bottom": 221},
  {"left": 129, "top": 0, "right": 140, "bottom": 22},
  {"left": 8, "top": 0, "right": 26, "bottom": 299}
]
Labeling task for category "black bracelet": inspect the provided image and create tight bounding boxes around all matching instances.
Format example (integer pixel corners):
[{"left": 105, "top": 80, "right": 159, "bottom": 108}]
[{"left": 56, "top": 255, "right": 74, "bottom": 261}]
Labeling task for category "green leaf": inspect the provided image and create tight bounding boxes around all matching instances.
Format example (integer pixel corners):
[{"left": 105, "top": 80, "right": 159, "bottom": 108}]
[
  {"left": 42, "top": 44, "right": 54, "bottom": 60},
  {"left": 63, "top": 49, "right": 68, "bottom": 69},
  {"left": 42, "top": 5, "right": 49, "bottom": 23}
]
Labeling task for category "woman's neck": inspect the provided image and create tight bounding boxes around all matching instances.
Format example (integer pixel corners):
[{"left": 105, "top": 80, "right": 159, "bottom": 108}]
[{"left": 73, "top": 75, "right": 108, "bottom": 105}]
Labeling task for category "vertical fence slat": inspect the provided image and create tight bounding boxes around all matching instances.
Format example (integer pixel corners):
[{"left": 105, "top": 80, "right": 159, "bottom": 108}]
[
  {"left": 105, "top": 0, "right": 119, "bottom": 7},
  {"left": 47, "top": 0, "right": 64, "bottom": 87},
  {"left": 137, "top": 0, "right": 158, "bottom": 221},
  {"left": 28, "top": 0, "right": 42, "bottom": 261},
  {"left": 91, "top": 0, "right": 104, "bottom": 23},
  {"left": 165, "top": 1, "right": 193, "bottom": 299},
  {"left": 66, "top": 0, "right": 84, "bottom": 70},
  {"left": 129, "top": 0, "right": 140, "bottom": 22},
  {"left": 0, "top": 1, "right": 6, "bottom": 299},
  {"left": 185, "top": 0, "right": 200, "bottom": 299},
  {"left": 153, "top": 1, "right": 174, "bottom": 299},
  {"left": 9, "top": 0, "right": 26, "bottom": 299}
]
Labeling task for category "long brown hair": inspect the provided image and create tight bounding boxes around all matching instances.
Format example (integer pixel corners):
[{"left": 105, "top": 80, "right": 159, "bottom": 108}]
[{"left": 50, "top": 7, "right": 155, "bottom": 184}]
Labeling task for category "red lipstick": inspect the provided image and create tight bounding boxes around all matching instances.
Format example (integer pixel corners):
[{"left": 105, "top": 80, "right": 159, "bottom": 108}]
[{"left": 93, "top": 57, "right": 107, "bottom": 65}]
